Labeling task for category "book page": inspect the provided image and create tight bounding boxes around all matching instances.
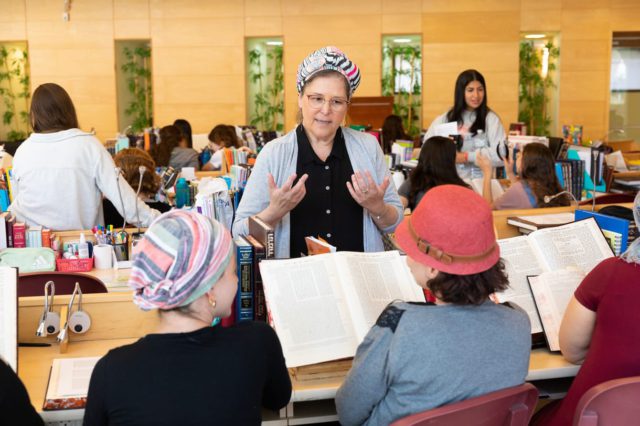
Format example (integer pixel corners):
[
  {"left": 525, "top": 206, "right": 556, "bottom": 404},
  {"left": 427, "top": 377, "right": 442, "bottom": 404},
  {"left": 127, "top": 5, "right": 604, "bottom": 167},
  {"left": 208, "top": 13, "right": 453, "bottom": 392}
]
[
  {"left": 507, "top": 213, "right": 575, "bottom": 231},
  {"left": 495, "top": 237, "right": 544, "bottom": 333},
  {"left": 528, "top": 270, "right": 584, "bottom": 352},
  {"left": 259, "top": 255, "right": 358, "bottom": 367},
  {"left": 470, "top": 178, "right": 505, "bottom": 201},
  {"left": 337, "top": 251, "right": 425, "bottom": 340},
  {"left": 47, "top": 357, "right": 100, "bottom": 399},
  {"left": 529, "top": 219, "right": 613, "bottom": 274},
  {"left": 0, "top": 267, "right": 17, "bottom": 371}
]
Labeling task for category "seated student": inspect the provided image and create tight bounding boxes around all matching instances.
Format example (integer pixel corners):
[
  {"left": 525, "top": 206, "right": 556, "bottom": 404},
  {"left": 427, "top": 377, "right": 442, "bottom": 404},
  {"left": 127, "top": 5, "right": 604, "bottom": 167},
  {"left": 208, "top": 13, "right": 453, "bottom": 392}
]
[
  {"left": 335, "top": 185, "right": 531, "bottom": 426},
  {"left": 9, "top": 83, "right": 160, "bottom": 230},
  {"left": 398, "top": 136, "right": 470, "bottom": 210},
  {"left": 152, "top": 125, "right": 199, "bottom": 171},
  {"left": 532, "top": 192, "right": 640, "bottom": 426},
  {"left": 477, "top": 142, "right": 571, "bottom": 209},
  {"left": 173, "top": 118, "right": 193, "bottom": 149},
  {"left": 84, "top": 210, "right": 291, "bottom": 426},
  {"left": 103, "top": 148, "right": 171, "bottom": 228},
  {"left": 201, "top": 124, "right": 253, "bottom": 171},
  {"left": 0, "top": 360, "right": 44, "bottom": 426},
  {"left": 381, "top": 114, "right": 411, "bottom": 155}
]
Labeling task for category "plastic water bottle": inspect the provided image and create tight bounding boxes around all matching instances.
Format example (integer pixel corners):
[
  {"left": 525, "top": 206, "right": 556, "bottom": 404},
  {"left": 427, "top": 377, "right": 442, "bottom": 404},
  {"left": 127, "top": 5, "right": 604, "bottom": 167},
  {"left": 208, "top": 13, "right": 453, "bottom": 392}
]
[
  {"left": 474, "top": 129, "right": 488, "bottom": 149},
  {"left": 175, "top": 178, "right": 190, "bottom": 208}
]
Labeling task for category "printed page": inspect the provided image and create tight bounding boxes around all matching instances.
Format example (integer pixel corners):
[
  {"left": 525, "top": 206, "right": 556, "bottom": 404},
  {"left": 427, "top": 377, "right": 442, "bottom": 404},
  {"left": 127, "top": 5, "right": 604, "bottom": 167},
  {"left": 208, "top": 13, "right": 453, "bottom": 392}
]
[
  {"left": 337, "top": 251, "right": 425, "bottom": 340},
  {"left": 47, "top": 357, "right": 100, "bottom": 399},
  {"left": 435, "top": 121, "right": 459, "bottom": 137},
  {"left": 529, "top": 218, "right": 613, "bottom": 274},
  {"left": 528, "top": 270, "right": 584, "bottom": 352},
  {"left": 495, "top": 237, "right": 544, "bottom": 333},
  {"left": 0, "top": 267, "right": 17, "bottom": 371},
  {"left": 259, "top": 255, "right": 358, "bottom": 367}
]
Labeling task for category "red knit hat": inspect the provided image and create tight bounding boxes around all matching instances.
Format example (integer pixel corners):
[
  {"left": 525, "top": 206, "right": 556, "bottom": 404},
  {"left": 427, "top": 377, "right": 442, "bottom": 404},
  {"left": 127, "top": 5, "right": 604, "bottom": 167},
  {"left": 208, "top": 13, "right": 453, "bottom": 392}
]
[{"left": 395, "top": 185, "right": 499, "bottom": 275}]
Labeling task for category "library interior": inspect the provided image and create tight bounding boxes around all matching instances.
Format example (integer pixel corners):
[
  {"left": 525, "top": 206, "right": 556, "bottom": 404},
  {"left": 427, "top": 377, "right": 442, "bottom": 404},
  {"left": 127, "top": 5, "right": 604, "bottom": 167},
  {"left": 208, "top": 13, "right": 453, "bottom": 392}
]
[{"left": 1, "top": 1, "right": 640, "bottom": 425}]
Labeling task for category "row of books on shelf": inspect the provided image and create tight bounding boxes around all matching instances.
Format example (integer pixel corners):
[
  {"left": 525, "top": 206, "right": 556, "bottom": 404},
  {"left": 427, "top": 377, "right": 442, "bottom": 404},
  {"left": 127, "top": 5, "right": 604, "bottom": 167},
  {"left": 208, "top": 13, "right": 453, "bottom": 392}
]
[
  {"left": 0, "top": 212, "right": 50, "bottom": 249},
  {"left": 555, "top": 159, "right": 585, "bottom": 200}
]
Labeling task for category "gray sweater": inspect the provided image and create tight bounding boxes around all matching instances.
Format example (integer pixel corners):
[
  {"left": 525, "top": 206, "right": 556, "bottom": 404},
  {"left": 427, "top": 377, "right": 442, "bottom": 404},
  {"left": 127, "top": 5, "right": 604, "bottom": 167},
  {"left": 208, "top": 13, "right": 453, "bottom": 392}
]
[
  {"left": 232, "top": 127, "right": 403, "bottom": 258},
  {"left": 335, "top": 301, "right": 531, "bottom": 426}
]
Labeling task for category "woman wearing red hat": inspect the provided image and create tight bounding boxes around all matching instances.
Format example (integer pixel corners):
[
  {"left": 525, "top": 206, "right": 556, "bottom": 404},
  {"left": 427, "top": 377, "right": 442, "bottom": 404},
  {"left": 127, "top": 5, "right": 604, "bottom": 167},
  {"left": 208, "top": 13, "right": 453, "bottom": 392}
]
[
  {"left": 233, "top": 46, "right": 403, "bottom": 258},
  {"left": 335, "top": 185, "right": 531, "bottom": 426}
]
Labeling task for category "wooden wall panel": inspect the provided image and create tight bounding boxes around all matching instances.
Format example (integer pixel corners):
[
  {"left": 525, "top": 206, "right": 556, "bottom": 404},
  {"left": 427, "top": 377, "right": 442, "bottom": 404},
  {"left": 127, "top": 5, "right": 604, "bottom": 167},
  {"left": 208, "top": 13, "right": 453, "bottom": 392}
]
[{"left": 0, "top": 0, "right": 27, "bottom": 40}]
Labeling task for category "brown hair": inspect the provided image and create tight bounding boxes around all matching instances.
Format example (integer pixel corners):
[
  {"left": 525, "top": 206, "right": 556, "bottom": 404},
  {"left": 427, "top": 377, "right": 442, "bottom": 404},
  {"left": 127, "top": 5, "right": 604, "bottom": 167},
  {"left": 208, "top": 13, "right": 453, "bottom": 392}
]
[
  {"left": 381, "top": 115, "right": 410, "bottom": 154},
  {"left": 208, "top": 124, "right": 241, "bottom": 149},
  {"left": 113, "top": 148, "right": 160, "bottom": 195},
  {"left": 30, "top": 83, "right": 79, "bottom": 132},
  {"left": 152, "top": 125, "right": 182, "bottom": 167},
  {"left": 521, "top": 143, "right": 571, "bottom": 207},
  {"left": 426, "top": 260, "right": 509, "bottom": 305}
]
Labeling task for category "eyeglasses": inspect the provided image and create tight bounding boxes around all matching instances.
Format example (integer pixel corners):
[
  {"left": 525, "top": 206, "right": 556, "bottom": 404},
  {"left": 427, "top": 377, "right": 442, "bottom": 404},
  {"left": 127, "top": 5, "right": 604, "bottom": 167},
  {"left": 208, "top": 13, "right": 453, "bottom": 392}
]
[{"left": 306, "top": 95, "right": 350, "bottom": 111}]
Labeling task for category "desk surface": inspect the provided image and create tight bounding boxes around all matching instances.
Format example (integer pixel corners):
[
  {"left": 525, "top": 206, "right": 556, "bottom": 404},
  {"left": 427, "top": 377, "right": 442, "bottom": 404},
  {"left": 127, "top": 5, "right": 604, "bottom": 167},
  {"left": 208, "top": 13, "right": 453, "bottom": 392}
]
[{"left": 20, "top": 338, "right": 579, "bottom": 421}]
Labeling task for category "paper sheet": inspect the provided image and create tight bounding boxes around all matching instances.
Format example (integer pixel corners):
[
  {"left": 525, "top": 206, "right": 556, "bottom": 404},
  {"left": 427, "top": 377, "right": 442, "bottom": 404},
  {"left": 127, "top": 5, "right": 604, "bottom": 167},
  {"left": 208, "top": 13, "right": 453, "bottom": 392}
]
[{"left": 434, "top": 121, "right": 459, "bottom": 137}]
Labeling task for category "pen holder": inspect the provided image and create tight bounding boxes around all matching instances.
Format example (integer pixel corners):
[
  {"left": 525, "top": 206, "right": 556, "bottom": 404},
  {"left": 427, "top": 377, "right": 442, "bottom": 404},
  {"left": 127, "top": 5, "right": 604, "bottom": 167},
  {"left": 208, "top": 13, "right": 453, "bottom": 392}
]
[{"left": 112, "top": 243, "right": 128, "bottom": 262}]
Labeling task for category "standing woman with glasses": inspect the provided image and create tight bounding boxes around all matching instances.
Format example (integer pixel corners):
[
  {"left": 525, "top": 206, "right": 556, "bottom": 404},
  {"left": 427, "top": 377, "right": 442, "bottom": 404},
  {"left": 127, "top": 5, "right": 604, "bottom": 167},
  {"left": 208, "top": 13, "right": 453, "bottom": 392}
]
[{"left": 233, "top": 46, "right": 403, "bottom": 258}]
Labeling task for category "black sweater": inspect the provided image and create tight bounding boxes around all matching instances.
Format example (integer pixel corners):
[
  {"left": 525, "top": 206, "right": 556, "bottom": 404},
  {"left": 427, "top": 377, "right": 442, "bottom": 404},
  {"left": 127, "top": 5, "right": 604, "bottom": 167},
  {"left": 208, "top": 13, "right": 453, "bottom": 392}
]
[
  {"left": 83, "top": 322, "right": 291, "bottom": 426},
  {"left": 0, "top": 360, "right": 44, "bottom": 426}
]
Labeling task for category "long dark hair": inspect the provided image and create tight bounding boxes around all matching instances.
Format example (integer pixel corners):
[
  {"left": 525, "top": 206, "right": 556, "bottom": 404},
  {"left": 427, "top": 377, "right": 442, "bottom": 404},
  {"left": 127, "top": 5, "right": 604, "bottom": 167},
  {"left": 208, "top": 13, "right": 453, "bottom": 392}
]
[
  {"left": 153, "top": 125, "right": 182, "bottom": 167},
  {"left": 173, "top": 119, "right": 193, "bottom": 148},
  {"left": 446, "top": 69, "right": 489, "bottom": 136},
  {"left": 30, "top": 83, "right": 79, "bottom": 132},
  {"left": 381, "top": 115, "right": 410, "bottom": 154},
  {"left": 408, "top": 136, "right": 470, "bottom": 209},
  {"left": 521, "top": 143, "right": 570, "bottom": 207}
]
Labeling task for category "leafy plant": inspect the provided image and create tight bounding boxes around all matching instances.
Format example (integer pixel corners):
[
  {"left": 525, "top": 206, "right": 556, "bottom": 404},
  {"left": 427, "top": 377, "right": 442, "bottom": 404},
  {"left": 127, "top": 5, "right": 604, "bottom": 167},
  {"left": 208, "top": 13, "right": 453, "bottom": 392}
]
[
  {"left": 0, "top": 45, "right": 30, "bottom": 141},
  {"left": 518, "top": 40, "right": 559, "bottom": 136},
  {"left": 382, "top": 43, "right": 422, "bottom": 137},
  {"left": 248, "top": 44, "right": 284, "bottom": 132},
  {"left": 121, "top": 45, "right": 152, "bottom": 134}
]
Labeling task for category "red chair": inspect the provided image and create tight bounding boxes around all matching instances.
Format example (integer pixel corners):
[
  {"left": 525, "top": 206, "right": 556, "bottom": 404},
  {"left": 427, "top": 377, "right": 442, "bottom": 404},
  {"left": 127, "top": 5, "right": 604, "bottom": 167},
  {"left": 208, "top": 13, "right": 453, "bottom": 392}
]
[
  {"left": 574, "top": 376, "right": 640, "bottom": 426},
  {"left": 390, "top": 383, "right": 539, "bottom": 426},
  {"left": 18, "top": 271, "right": 107, "bottom": 297}
]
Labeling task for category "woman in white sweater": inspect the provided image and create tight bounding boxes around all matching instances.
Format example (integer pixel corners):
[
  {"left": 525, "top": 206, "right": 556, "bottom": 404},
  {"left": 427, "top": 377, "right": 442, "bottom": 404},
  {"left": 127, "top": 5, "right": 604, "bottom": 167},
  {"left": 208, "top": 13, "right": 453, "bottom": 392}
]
[{"left": 9, "top": 83, "right": 160, "bottom": 230}]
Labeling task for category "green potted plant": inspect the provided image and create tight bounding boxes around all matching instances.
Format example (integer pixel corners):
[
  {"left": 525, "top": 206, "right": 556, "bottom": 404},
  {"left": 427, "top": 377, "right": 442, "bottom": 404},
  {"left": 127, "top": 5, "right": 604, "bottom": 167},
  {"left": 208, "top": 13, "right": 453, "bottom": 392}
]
[
  {"left": 121, "top": 45, "right": 153, "bottom": 134},
  {"left": 0, "top": 45, "right": 30, "bottom": 143},
  {"left": 248, "top": 45, "right": 284, "bottom": 132}
]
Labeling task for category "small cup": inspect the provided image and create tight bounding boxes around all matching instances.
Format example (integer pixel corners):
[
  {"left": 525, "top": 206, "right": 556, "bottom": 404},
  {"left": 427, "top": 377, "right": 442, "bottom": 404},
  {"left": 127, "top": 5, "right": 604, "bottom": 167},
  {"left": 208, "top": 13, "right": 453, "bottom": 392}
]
[{"left": 93, "top": 244, "right": 116, "bottom": 270}]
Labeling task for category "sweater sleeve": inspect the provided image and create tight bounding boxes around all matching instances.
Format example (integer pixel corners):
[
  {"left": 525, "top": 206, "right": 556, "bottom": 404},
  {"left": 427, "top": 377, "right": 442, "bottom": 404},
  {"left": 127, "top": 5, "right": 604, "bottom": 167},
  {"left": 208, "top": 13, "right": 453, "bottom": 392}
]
[
  {"left": 0, "top": 361, "right": 44, "bottom": 426},
  {"left": 93, "top": 143, "right": 161, "bottom": 227},
  {"left": 83, "top": 356, "right": 108, "bottom": 426},
  {"left": 374, "top": 138, "right": 403, "bottom": 233},
  {"left": 261, "top": 325, "right": 292, "bottom": 410},
  {"left": 336, "top": 306, "right": 399, "bottom": 426},
  {"left": 422, "top": 112, "right": 448, "bottom": 144},
  {"left": 467, "top": 111, "right": 506, "bottom": 165}
]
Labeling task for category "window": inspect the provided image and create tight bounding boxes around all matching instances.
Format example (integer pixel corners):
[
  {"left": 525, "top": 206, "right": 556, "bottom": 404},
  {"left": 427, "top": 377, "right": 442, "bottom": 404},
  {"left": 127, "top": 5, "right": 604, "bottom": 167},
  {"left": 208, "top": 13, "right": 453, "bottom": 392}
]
[
  {"left": 609, "top": 32, "right": 640, "bottom": 143},
  {"left": 245, "top": 37, "right": 284, "bottom": 132},
  {"left": 115, "top": 40, "right": 153, "bottom": 134},
  {"left": 0, "top": 41, "right": 30, "bottom": 142}
]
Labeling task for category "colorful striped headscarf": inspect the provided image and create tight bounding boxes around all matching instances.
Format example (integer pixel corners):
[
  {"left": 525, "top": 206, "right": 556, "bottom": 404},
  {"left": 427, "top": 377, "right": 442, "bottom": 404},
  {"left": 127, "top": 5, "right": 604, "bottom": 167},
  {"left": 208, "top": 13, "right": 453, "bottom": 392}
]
[
  {"left": 296, "top": 46, "right": 361, "bottom": 97},
  {"left": 621, "top": 190, "right": 640, "bottom": 264},
  {"left": 128, "top": 210, "right": 233, "bottom": 311}
]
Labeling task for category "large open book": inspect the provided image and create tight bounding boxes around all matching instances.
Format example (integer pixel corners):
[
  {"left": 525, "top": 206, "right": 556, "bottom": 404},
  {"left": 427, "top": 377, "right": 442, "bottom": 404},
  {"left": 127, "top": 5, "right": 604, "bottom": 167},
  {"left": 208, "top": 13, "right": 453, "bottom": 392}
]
[
  {"left": 259, "top": 251, "right": 425, "bottom": 367},
  {"left": 43, "top": 357, "right": 100, "bottom": 410},
  {"left": 494, "top": 218, "right": 613, "bottom": 347},
  {"left": 0, "top": 266, "right": 17, "bottom": 371}
]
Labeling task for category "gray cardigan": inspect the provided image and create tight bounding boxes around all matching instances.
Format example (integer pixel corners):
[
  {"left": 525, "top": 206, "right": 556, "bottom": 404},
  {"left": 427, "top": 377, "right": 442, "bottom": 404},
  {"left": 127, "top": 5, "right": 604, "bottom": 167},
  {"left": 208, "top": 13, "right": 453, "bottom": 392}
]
[{"left": 232, "top": 127, "right": 403, "bottom": 258}]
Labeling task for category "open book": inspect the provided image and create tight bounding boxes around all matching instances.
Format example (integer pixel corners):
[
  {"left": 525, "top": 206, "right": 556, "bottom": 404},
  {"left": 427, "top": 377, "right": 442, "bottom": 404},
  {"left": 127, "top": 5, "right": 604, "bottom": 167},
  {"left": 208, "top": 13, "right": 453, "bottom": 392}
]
[
  {"left": 43, "top": 357, "right": 100, "bottom": 410},
  {"left": 0, "top": 266, "right": 17, "bottom": 371},
  {"left": 469, "top": 178, "right": 506, "bottom": 202},
  {"left": 259, "top": 251, "right": 425, "bottom": 367},
  {"left": 494, "top": 218, "right": 613, "bottom": 343}
]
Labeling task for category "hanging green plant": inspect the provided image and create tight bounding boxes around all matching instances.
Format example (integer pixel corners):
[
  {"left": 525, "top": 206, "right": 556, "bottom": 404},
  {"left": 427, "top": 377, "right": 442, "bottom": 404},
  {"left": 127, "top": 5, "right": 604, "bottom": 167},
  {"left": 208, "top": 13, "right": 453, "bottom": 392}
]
[
  {"left": 122, "top": 45, "right": 152, "bottom": 134},
  {"left": 382, "top": 43, "right": 422, "bottom": 138},
  {"left": 0, "top": 45, "right": 30, "bottom": 142},
  {"left": 248, "top": 44, "right": 284, "bottom": 132},
  {"left": 518, "top": 40, "right": 559, "bottom": 136}
]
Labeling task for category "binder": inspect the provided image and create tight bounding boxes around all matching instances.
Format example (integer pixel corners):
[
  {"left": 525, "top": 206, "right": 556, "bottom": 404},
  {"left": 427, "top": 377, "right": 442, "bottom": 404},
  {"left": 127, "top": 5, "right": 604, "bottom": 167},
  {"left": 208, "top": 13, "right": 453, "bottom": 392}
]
[{"left": 574, "top": 210, "right": 630, "bottom": 255}]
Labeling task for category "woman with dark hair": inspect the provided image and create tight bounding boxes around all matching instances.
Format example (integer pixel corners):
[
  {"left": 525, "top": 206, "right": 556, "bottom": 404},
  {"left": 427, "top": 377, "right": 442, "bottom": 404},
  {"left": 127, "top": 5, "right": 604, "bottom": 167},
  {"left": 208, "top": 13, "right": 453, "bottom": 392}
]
[
  {"left": 173, "top": 118, "right": 193, "bottom": 149},
  {"left": 9, "top": 83, "right": 160, "bottom": 230},
  {"left": 336, "top": 185, "right": 530, "bottom": 426},
  {"left": 398, "top": 136, "right": 469, "bottom": 210},
  {"left": 153, "top": 125, "right": 199, "bottom": 171},
  {"left": 233, "top": 46, "right": 402, "bottom": 258},
  {"left": 478, "top": 142, "right": 571, "bottom": 209},
  {"left": 381, "top": 114, "right": 411, "bottom": 155},
  {"left": 422, "top": 69, "right": 506, "bottom": 180},
  {"left": 201, "top": 124, "right": 252, "bottom": 171}
]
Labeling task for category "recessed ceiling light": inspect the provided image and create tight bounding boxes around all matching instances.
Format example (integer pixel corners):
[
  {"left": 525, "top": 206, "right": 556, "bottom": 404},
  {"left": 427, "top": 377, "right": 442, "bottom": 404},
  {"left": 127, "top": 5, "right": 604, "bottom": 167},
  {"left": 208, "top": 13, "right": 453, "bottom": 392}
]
[
  {"left": 525, "top": 34, "right": 546, "bottom": 39},
  {"left": 393, "top": 38, "right": 412, "bottom": 43},
  {"left": 266, "top": 41, "right": 283, "bottom": 46}
]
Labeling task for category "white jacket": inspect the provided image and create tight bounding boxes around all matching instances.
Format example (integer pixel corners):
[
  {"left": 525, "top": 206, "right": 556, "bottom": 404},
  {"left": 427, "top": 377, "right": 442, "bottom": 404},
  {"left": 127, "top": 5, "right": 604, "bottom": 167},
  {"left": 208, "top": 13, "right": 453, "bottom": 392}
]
[{"left": 9, "top": 129, "right": 160, "bottom": 230}]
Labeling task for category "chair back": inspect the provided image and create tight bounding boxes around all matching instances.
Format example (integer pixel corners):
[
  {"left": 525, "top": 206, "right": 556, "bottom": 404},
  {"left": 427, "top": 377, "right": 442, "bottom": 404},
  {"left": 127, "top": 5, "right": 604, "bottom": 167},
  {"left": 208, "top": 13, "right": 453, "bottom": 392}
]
[
  {"left": 574, "top": 376, "right": 640, "bottom": 426},
  {"left": 18, "top": 271, "right": 107, "bottom": 297},
  {"left": 390, "top": 383, "right": 538, "bottom": 426}
]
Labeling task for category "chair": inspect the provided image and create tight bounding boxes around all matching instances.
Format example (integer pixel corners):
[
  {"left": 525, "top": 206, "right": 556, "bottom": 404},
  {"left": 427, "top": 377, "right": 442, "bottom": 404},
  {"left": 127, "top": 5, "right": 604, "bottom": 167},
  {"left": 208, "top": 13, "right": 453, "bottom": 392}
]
[
  {"left": 574, "top": 376, "right": 640, "bottom": 426},
  {"left": 390, "top": 383, "right": 539, "bottom": 426},
  {"left": 18, "top": 271, "right": 108, "bottom": 297}
]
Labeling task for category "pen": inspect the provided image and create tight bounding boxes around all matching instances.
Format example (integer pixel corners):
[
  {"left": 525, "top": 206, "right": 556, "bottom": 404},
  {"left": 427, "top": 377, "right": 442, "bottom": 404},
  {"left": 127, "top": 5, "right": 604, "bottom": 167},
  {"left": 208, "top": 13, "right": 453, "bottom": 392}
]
[{"left": 18, "top": 342, "right": 52, "bottom": 347}]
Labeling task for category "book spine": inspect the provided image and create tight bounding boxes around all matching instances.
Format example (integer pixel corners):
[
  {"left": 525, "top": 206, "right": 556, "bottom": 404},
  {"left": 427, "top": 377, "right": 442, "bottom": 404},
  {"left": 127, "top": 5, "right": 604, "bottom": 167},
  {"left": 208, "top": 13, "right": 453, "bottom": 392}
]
[
  {"left": 42, "top": 229, "right": 51, "bottom": 248},
  {"left": 265, "top": 230, "right": 275, "bottom": 259},
  {"left": 236, "top": 240, "right": 254, "bottom": 322},
  {"left": 253, "top": 247, "right": 266, "bottom": 322},
  {"left": 13, "top": 223, "right": 25, "bottom": 248},
  {"left": 6, "top": 218, "right": 14, "bottom": 248}
]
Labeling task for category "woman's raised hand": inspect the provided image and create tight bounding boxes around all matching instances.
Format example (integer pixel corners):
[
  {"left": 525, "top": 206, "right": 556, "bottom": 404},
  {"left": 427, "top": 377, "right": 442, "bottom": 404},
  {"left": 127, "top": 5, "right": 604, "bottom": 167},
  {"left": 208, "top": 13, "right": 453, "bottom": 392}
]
[
  {"left": 261, "top": 173, "right": 308, "bottom": 224},
  {"left": 346, "top": 170, "right": 389, "bottom": 214},
  {"left": 476, "top": 151, "right": 493, "bottom": 175}
]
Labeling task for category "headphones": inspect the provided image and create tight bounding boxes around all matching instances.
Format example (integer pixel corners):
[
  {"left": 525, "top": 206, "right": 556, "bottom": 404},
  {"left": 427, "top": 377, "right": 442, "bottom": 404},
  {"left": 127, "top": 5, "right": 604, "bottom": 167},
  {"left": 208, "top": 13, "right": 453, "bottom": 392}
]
[
  {"left": 36, "top": 281, "right": 60, "bottom": 337},
  {"left": 58, "top": 283, "right": 92, "bottom": 342}
]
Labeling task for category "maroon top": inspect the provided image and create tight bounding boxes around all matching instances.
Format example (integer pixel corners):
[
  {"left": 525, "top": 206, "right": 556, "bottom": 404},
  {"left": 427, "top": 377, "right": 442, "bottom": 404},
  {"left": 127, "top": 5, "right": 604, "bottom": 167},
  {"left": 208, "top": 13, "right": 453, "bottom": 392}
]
[{"left": 535, "top": 257, "right": 640, "bottom": 425}]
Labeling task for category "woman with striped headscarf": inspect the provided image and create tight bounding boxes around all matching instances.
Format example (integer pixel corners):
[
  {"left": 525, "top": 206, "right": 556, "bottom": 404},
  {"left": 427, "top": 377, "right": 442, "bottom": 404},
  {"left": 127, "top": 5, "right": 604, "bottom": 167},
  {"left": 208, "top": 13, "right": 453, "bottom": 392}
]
[{"left": 84, "top": 210, "right": 291, "bottom": 426}]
